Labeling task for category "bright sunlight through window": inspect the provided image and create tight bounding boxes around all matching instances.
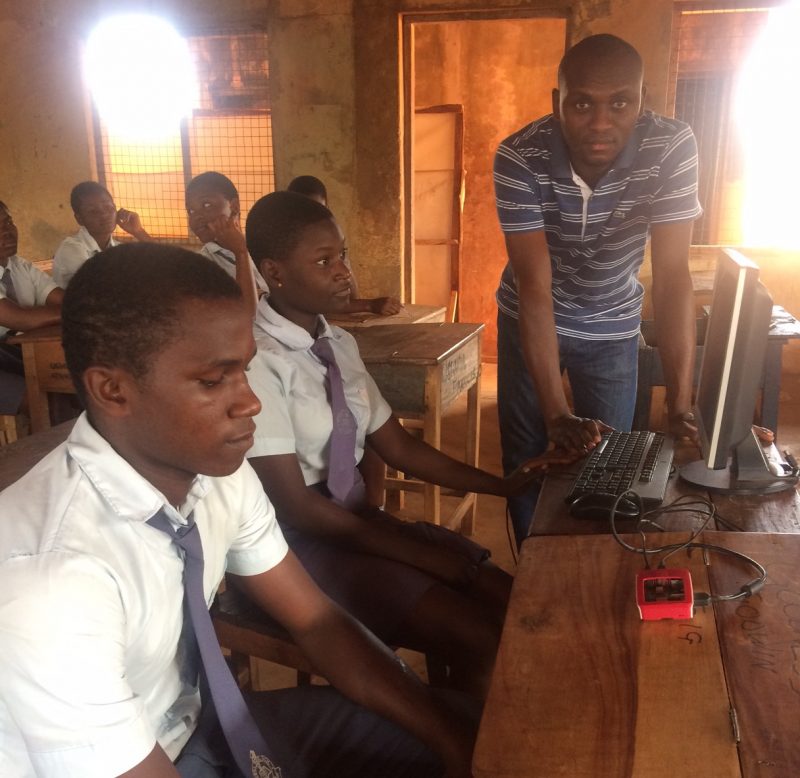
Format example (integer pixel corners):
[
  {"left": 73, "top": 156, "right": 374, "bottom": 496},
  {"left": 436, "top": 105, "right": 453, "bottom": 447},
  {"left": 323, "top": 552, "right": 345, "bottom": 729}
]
[
  {"left": 84, "top": 14, "right": 197, "bottom": 141},
  {"left": 736, "top": 2, "right": 800, "bottom": 249}
]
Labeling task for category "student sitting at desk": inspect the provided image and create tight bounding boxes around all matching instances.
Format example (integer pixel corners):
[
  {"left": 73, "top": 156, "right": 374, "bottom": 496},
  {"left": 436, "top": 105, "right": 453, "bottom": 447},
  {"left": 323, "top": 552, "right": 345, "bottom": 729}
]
[
  {"left": 244, "top": 191, "right": 570, "bottom": 699},
  {"left": 185, "top": 171, "right": 269, "bottom": 317},
  {"left": 287, "top": 175, "right": 402, "bottom": 317},
  {"left": 0, "top": 200, "right": 63, "bottom": 416},
  {"left": 0, "top": 243, "right": 476, "bottom": 778},
  {"left": 53, "top": 181, "right": 152, "bottom": 288}
]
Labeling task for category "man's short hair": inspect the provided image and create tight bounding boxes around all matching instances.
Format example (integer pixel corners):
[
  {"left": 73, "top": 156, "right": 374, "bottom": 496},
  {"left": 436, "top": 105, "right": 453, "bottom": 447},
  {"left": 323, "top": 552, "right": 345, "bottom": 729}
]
[
  {"left": 70, "top": 181, "right": 113, "bottom": 214},
  {"left": 246, "top": 190, "right": 333, "bottom": 264},
  {"left": 0, "top": 201, "right": 8, "bottom": 212},
  {"left": 286, "top": 175, "right": 328, "bottom": 203},
  {"left": 558, "top": 34, "right": 643, "bottom": 89},
  {"left": 185, "top": 171, "right": 239, "bottom": 202},
  {"left": 62, "top": 243, "right": 242, "bottom": 403}
]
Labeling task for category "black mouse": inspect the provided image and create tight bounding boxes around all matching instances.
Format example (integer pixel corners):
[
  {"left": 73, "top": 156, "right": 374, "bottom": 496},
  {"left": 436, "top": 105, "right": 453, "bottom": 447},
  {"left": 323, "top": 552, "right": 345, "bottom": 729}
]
[{"left": 568, "top": 493, "right": 641, "bottom": 521}]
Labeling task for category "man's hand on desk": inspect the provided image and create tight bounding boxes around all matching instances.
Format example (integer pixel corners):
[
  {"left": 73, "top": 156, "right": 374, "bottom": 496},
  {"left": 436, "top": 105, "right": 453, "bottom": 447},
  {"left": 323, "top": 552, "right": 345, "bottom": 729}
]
[
  {"left": 546, "top": 413, "right": 611, "bottom": 454},
  {"left": 499, "top": 448, "right": 582, "bottom": 496}
]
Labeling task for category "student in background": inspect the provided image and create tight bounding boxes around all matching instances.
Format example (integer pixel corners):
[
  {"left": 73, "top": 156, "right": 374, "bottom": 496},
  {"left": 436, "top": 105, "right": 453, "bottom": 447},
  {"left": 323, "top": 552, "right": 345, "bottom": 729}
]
[
  {"left": 53, "top": 181, "right": 151, "bottom": 288},
  {"left": 245, "top": 191, "right": 572, "bottom": 699},
  {"left": 0, "top": 243, "right": 476, "bottom": 778},
  {"left": 287, "top": 175, "right": 402, "bottom": 317},
  {"left": 0, "top": 200, "right": 63, "bottom": 415},
  {"left": 185, "top": 171, "right": 268, "bottom": 317}
]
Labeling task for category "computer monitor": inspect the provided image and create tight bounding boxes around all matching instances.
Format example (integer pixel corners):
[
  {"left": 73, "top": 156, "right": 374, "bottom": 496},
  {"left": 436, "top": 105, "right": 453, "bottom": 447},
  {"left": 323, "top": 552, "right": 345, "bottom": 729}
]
[{"left": 679, "top": 249, "right": 797, "bottom": 494}]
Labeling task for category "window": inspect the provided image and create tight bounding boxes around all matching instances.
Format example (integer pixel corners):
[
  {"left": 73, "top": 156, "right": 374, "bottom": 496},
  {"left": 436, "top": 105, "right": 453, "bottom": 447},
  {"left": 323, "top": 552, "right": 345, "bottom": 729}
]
[
  {"left": 669, "top": 4, "right": 773, "bottom": 245},
  {"left": 92, "top": 30, "right": 274, "bottom": 242}
]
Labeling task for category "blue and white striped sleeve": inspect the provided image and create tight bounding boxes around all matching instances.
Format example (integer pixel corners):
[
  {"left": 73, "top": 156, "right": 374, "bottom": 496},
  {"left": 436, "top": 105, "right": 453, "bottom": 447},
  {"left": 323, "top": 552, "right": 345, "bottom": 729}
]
[
  {"left": 493, "top": 141, "right": 546, "bottom": 233},
  {"left": 650, "top": 124, "right": 703, "bottom": 224}
]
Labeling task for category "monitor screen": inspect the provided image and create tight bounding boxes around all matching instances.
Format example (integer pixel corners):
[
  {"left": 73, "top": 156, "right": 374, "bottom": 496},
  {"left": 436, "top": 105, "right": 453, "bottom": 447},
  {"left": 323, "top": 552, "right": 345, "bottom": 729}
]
[{"left": 679, "top": 249, "right": 795, "bottom": 494}]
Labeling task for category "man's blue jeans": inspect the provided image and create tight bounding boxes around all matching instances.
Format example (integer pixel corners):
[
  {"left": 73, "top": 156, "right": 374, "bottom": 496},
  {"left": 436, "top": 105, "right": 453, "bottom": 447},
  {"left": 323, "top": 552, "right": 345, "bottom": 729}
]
[{"left": 497, "top": 311, "right": 639, "bottom": 546}]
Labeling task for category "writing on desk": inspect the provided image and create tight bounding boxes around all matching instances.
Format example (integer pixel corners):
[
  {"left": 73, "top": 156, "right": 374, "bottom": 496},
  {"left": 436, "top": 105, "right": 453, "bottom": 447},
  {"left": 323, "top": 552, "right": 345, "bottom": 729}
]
[
  {"left": 678, "top": 624, "right": 703, "bottom": 645},
  {"left": 733, "top": 583, "right": 800, "bottom": 697}
]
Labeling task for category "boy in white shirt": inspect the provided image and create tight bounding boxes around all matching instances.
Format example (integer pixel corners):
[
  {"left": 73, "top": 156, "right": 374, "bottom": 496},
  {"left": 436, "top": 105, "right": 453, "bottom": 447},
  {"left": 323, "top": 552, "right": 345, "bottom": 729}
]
[
  {"left": 0, "top": 242, "right": 475, "bottom": 778},
  {"left": 0, "top": 200, "right": 63, "bottom": 413}
]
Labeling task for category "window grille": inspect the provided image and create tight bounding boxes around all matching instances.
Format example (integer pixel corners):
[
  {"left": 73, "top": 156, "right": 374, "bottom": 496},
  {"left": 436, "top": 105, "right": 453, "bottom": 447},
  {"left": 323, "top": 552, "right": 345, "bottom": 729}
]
[
  {"left": 669, "top": 4, "right": 772, "bottom": 245},
  {"left": 93, "top": 30, "right": 274, "bottom": 242}
]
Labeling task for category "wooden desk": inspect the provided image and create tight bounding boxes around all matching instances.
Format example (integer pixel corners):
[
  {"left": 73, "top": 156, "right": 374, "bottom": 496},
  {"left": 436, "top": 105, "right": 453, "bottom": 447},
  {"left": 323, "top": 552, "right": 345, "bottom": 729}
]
[
  {"left": 350, "top": 322, "right": 483, "bottom": 531},
  {"left": 7, "top": 325, "right": 73, "bottom": 433},
  {"left": 474, "top": 530, "right": 800, "bottom": 777},
  {"left": 327, "top": 303, "right": 446, "bottom": 328}
]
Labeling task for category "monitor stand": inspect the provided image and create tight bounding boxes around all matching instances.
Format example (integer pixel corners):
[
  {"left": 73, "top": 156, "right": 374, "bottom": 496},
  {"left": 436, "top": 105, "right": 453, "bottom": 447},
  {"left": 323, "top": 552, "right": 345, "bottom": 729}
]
[{"left": 680, "top": 429, "right": 799, "bottom": 495}]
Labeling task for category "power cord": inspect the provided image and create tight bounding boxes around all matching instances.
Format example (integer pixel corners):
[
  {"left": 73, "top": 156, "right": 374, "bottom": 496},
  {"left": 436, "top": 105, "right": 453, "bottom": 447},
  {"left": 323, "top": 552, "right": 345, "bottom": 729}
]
[{"left": 607, "top": 491, "right": 767, "bottom": 607}]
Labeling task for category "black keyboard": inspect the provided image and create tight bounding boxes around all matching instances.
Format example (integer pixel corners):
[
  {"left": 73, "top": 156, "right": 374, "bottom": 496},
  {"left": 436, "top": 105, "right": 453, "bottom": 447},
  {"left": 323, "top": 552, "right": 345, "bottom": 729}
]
[{"left": 565, "top": 430, "right": 675, "bottom": 509}]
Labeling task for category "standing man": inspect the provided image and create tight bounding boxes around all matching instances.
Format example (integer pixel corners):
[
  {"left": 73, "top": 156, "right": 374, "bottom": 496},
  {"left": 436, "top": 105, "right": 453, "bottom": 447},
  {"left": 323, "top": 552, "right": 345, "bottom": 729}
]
[{"left": 494, "top": 34, "right": 702, "bottom": 544}]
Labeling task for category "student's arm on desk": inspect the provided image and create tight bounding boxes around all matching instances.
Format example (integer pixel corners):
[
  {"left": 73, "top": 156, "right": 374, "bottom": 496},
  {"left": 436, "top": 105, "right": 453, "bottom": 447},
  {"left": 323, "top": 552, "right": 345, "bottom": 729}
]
[
  {"left": 230, "top": 551, "right": 475, "bottom": 777},
  {"left": 0, "top": 297, "right": 61, "bottom": 331},
  {"left": 650, "top": 220, "right": 697, "bottom": 440},
  {"left": 504, "top": 230, "right": 607, "bottom": 452},
  {"left": 341, "top": 296, "right": 403, "bottom": 316},
  {"left": 249, "top": 451, "right": 485, "bottom": 588},
  {"left": 368, "top": 415, "right": 577, "bottom": 497}
]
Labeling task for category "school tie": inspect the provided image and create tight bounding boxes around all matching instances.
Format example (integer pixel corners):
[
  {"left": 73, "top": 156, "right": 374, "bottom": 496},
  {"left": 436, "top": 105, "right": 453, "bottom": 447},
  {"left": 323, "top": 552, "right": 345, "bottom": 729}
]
[
  {"left": 147, "top": 509, "right": 285, "bottom": 778},
  {"left": 2, "top": 268, "right": 18, "bottom": 303},
  {"left": 310, "top": 336, "right": 358, "bottom": 502}
]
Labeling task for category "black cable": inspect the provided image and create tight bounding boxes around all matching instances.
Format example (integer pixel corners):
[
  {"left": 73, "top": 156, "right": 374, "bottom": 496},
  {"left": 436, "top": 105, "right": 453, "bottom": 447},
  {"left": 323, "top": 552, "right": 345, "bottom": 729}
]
[{"left": 505, "top": 504, "right": 518, "bottom": 566}]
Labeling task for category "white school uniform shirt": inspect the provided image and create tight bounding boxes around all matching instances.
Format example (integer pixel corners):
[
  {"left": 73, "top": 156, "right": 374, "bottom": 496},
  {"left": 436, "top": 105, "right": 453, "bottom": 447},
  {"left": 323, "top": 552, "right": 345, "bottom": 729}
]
[
  {"left": 200, "top": 241, "right": 270, "bottom": 294},
  {"left": 52, "top": 226, "right": 118, "bottom": 288},
  {"left": 0, "top": 413, "right": 288, "bottom": 777},
  {"left": 0, "top": 254, "right": 59, "bottom": 339},
  {"left": 247, "top": 298, "right": 392, "bottom": 485}
]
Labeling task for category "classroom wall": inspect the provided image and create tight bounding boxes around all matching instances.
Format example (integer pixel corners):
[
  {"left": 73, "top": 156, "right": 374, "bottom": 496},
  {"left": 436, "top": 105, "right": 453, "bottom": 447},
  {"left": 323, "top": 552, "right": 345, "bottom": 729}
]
[
  {"left": 5, "top": 0, "right": 799, "bottom": 367},
  {"left": 413, "top": 17, "right": 565, "bottom": 336}
]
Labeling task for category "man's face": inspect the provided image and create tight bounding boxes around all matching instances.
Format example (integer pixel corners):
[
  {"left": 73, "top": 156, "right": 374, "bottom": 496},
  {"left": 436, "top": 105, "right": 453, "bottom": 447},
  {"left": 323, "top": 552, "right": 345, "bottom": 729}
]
[
  {"left": 0, "top": 207, "right": 18, "bottom": 264},
  {"left": 75, "top": 190, "right": 118, "bottom": 241},
  {"left": 121, "top": 297, "right": 261, "bottom": 493},
  {"left": 186, "top": 187, "right": 237, "bottom": 244},
  {"left": 553, "top": 60, "right": 644, "bottom": 185}
]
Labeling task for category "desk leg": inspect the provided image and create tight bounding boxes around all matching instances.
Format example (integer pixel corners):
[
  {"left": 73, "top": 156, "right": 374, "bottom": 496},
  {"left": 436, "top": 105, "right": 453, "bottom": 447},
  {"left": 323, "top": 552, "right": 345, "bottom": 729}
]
[
  {"left": 761, "top": 340, "right": 783, "bottom": 434},
  {"left": 460, "top": 371, "right": 481, "bottom": 535},
  {"left": 423, "top": 370, "right": 442, "bottom": 525},
  {"left": 21, "top": 342, "right": 51, "bottom": 433}
]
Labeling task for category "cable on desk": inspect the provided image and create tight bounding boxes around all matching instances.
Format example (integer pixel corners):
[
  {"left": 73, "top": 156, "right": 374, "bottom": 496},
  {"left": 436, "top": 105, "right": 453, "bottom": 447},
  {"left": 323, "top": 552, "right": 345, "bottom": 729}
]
[{"left": 606, "top": 491, "right": 767, "bottom": 606}]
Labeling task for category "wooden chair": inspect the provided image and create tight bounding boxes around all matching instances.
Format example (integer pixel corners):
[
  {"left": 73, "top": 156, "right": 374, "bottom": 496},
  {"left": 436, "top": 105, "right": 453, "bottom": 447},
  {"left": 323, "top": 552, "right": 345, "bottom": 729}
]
[
  {"left": 212, "top": 583, "right": 315, "bottom": 688},
  {"left": 0, "top": 415, "right": 18, "bottom": 446}
]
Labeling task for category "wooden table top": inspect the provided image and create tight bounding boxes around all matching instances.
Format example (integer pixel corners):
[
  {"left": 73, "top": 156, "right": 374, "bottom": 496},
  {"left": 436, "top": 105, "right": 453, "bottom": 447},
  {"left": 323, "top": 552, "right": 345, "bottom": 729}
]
[
  {"left": 7, "top": 323, "right": 62, "bottom": 344},
  {"left": 474, "top": 530, "right": 800, "bottom": 777},
  {"left": 349, "top": 322, "right": 483, "bottom": 365}
]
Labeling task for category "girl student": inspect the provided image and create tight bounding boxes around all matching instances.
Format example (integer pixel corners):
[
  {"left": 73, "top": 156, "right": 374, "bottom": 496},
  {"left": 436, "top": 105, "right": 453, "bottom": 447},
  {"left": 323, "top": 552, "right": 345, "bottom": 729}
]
[{"left": 243, "top": 191, "right": 572, "bottom": 698}]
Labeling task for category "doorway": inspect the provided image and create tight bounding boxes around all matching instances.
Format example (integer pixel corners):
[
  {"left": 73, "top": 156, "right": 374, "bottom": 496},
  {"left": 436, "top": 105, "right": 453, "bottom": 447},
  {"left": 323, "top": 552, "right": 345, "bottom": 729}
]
[{"left": 403, "top": 12, "right": 567, "bottom": 357}]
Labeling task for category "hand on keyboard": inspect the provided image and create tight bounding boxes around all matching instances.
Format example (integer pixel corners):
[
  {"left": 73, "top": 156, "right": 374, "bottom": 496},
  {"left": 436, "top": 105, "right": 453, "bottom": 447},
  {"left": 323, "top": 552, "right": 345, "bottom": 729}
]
[
  {"left": 546, "top": 414, "right": 612, "bottom": 454},
  {"left": 499, "top": 448, "right": 581, "bottom": 497}
]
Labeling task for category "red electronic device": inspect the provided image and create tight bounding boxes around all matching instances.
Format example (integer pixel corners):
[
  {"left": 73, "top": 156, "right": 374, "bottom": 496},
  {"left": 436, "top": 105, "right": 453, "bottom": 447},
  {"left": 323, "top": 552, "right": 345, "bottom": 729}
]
[{"left": 636, "top": 568, "right": 694, "bottom": 620}]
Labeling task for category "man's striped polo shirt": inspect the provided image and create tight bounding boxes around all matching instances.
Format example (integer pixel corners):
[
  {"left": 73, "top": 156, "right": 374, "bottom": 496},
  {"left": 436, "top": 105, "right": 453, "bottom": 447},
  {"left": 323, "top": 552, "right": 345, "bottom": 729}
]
[{"left": 494, "top": 110, "right": 702, "bottom": 340}]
